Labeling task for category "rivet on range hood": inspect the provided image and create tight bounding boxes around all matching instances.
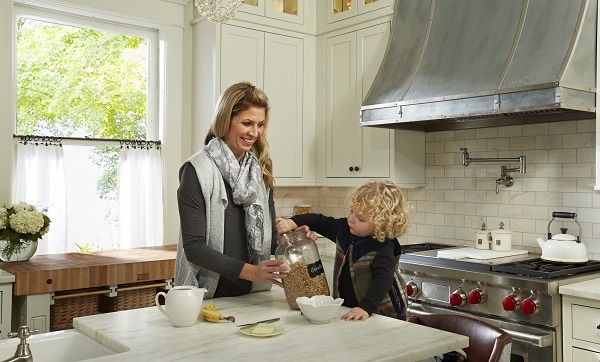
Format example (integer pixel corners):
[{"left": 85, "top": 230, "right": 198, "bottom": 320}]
[{"left": 360, "top": 0, "right": 597, "bottom": 132}]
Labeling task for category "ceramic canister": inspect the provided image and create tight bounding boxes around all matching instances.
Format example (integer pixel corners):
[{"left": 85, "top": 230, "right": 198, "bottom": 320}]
[
  {"left": 475, "top": 230, "right": 491, "bottom": 250},
  {"left": 491, "top": 229, "right": 512, "bottom": 251}
]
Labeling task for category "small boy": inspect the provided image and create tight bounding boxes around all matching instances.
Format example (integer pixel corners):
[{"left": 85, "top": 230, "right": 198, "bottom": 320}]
[{"left": 275, "top": 180, "right": 409, "bottom": 320}]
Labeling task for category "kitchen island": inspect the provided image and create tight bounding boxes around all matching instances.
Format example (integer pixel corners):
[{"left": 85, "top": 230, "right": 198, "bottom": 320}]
[{"left": 73, "top": 288, "right": 468, "bottom": 361}]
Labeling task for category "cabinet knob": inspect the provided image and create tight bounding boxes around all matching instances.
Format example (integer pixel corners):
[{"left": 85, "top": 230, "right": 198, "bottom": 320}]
[
  {"left": 355, "top": 166, "right": 360, "bottom": 171},
  {"left": 348, "top": 166, "right": 360, "bottom": 172}
]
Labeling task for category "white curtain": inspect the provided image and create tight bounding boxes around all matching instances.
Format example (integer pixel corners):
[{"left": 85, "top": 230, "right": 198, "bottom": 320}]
[
  {"left": 118, "top": 146, "right": 163, "bottom": 248},
  {"left": 14, "top": 143, "right": 67, "bottom": 255}
]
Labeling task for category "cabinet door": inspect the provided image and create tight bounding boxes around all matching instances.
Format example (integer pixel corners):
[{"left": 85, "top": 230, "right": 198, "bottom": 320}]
[
  {"left": 220, "top": 25, "right": 264, "bottom": 90},
  {"left": 325, "top": 31, "right": 360, "bottom": 177},
  {"left": 264, "top": 33, "right": 304, "bottom": 178},
  {"left": 325, "top": 23, "right": 390, "bottom": 178},
  {"left": 356, "top": 23, "right": 391, "bottom": 177}
]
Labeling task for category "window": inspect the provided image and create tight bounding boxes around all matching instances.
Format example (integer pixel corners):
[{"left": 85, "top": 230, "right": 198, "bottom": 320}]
[{"left": 15, "top": 5, "right": 162, "bottom": 253}]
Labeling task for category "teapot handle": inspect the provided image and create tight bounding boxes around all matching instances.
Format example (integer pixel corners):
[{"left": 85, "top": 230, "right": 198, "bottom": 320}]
[
  {"left": 547, "top": 211, "right": 581, "bottom": 243},
  {"left": 551, "top": 211, "right": 576, "bottom": 219}
]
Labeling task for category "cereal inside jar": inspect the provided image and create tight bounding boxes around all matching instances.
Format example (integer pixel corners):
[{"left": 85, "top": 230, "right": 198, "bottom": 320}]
[{"left": 275, "top": 230, "right": 330, "bottom": 309}]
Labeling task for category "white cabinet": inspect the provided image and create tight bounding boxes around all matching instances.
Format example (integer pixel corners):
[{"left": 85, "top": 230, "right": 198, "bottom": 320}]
[
  {"left": 0, "top": 283, "right": 12, "bottom": 338},
  {"left": 193, "top": 20, "right": 315, "bottom": 185},
  {"left": 562, "top": 295, "right": 600, "bottom": 361},
  {"left": 317, "top": 21, "right": 425, "bottom": 187},
  {"left": 326, "top": 0, "right": 392, "bottom": 24}
]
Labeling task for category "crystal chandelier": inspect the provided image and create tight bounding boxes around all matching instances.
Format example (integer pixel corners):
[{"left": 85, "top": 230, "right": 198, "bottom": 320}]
[{"left": 194, "top": 0, "right": 244, "bottom": 23}]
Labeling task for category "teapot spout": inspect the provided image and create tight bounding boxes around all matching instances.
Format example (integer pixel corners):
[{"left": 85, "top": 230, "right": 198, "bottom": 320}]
[
  {"left": 194, "top": 287, "right": 208, "bottom": 304},
  {"left": 537, "top": 237, "right": 545, "bottom": 249}
]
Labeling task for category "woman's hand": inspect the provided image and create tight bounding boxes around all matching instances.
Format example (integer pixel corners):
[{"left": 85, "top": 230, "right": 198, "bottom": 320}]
[
  {"left": 275, "top": 217, "right": 297, "bottom": 235},
  {"left": 240, "top": 258, "right": 287, "bottom": 287},
  {"left": 341, "top": 307, "right": 369, "bottom": 321}
]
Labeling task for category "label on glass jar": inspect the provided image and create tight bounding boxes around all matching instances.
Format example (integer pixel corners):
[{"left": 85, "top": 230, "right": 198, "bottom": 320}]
[{"left": 307, "top": 259, "right": 325, "bottom": 278}]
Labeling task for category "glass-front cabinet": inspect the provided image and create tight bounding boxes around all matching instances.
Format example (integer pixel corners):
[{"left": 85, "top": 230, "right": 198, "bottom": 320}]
[
  {"left": 327, "top": 0, "right": 392, "bottom": 24},
  {"left": 242, "top": 0, "right": 302, "bottom": 24}
]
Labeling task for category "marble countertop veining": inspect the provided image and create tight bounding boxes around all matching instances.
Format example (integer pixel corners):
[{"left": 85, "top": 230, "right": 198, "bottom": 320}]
[
  {"left": 559, "top": 278, "right": 600, "bottom": 300},
  {"left": 73, "top": 288, "right": 468, "bottom": 362}
]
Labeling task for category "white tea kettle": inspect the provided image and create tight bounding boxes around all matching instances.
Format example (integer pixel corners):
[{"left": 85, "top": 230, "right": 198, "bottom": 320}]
[{"left": 537, "top": 212, "right": 587, "bottom": 263}]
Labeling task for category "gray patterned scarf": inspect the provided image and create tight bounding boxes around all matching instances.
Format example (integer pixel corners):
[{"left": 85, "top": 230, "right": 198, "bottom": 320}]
[{"left": 204, "top": 137, "right": 265, "bottom": 264}]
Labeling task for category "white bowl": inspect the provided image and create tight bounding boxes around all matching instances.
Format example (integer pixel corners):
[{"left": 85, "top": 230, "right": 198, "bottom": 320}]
[{"left": 296, "top": 295, "right": 344, "bottom": 324}]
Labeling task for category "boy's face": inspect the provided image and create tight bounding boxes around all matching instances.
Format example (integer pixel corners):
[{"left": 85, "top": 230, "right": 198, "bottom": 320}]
[{"left": 347, "top": 208, "right": 375, "bottom": 237}]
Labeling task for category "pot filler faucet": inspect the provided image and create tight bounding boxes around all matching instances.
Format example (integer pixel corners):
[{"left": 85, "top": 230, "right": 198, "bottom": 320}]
[{"left": 460, "top": 148, "right": 526, "bottom": 194}]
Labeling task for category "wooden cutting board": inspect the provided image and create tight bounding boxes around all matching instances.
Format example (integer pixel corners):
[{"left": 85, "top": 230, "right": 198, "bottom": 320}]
[
  {"left": 437, "top": 247, "right": 528, "bottom": 260},
  {"left": 0, "top": 245, "right": 177, "bottom": 296}
]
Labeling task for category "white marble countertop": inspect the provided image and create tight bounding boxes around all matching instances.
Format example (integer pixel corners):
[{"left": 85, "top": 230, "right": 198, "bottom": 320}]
[
  {"left": 559, "top": 278, "right": 600, "bottom": 299},
  {"left": 0, "top": 269, "right": 15, "bottom": 284},
  {"left": 74, "top": 288, "right": 468, "bottom": 362}
]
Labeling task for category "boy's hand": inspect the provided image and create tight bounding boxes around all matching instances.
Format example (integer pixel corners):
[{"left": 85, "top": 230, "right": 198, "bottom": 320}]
[{"left": 275, "top": 217, "right": 297, "bottom": 235}]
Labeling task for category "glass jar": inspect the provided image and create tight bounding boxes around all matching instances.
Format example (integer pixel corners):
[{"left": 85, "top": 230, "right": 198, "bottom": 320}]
[
  {"left": 292, "top": 204, "right": 313, "bottom": 216},
  {"left": 276, "top": 229, "right": 330, "bottom": 309}
]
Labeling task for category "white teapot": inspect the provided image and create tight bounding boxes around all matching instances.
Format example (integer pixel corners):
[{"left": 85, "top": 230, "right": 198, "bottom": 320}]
[
  {"left": 537, "top": 212, "right": 587, "bottom": 263},
  {"left": 537, "top": 232, "right": 588, "bottom": 263},
  {"left": 155, "top": 286, "right": 208, "bottom": 327}
]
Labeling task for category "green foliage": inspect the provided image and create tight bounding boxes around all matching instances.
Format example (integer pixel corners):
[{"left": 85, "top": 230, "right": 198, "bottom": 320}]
[{"left": 16, "top": 17, "right": 149, "bottom": 201}]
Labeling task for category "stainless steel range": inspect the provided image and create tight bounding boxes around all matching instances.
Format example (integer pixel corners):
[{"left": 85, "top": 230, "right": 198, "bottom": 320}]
[{"left": 399, "top": 243, "right": 600, "bottom": 362}]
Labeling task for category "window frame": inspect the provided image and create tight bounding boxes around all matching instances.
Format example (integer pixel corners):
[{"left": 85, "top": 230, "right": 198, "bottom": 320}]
[
  {"left": 14, "top": 4, "right": 160, "bottom": 142},
  {"left": 2, "top": 0, "right": 190, "bottom": 247}
]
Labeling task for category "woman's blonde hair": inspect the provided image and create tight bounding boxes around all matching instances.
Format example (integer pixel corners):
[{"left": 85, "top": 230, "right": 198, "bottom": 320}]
[
  {"left": 346, "top": 180, "right": 409, "bottom": 242},
  {"left": 204, "top": 81, "right": 274, "bottom": 188}
]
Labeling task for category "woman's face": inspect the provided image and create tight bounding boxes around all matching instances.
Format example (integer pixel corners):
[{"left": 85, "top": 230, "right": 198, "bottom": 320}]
[
  {"left": 225, "top": 106, "right": 266, "bottom": 161},
  {"left": 347, "top": 208, "right": 375, "bottom": 237}
]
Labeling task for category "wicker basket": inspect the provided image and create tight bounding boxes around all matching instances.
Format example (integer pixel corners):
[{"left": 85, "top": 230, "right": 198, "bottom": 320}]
[
  {"left": 50, "top": 288, "right": 105, "bottom": 331},
  {"left": 98, "top": 282, "right": 165, "bottom": 313}
]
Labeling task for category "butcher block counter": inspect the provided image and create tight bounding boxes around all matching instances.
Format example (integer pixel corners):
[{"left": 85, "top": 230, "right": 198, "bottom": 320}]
[
  {"left": 0, "top": 245, "right": 176, "bottom": 296},
  {"left": 0, "top": 245, "right": 177, "bottom": 334}
]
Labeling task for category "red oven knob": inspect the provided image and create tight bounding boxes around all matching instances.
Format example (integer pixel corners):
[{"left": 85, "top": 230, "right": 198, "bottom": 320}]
[
  {"left": 467, "top": 288, "right": 487, "bottom": 305},
  {"left": 449, "top": 289, "right": 467, "bottom": 307},
  {"left": 521, "top": 297, "right": 540, "bottom": 315},
  {"left": 406, "top": 281, "right": 419, "bottom": 297},
  {"left": 502, "top": 295, "right": 520, "bottom": 311}
]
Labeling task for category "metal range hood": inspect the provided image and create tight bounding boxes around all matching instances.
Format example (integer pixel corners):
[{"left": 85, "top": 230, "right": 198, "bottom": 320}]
[{"left": 360, "top": 0, "right": 597, "bottom": 132}]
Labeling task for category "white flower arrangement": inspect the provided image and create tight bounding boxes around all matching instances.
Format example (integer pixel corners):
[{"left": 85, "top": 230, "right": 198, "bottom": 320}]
[{"left": 0, "top": 202, "right": 50, "bottom": 260}]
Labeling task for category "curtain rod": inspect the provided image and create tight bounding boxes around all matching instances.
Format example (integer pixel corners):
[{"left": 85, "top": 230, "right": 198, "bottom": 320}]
[{"left": 13, "top": 134, "right": 161, "bottom": 148}]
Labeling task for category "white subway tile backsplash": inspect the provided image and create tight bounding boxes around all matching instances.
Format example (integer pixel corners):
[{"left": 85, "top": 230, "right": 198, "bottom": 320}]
[
  {"left": 549, "top": 177, "right": 577, "bottom": 192},
  {"left": 497, "top": 125, "right": 522, "bottom": 138},
  {"left": 563, "top": 193, "right": 592, "bottom": 208},
  {"left": 523, "top": 123, "right": 549, "bottom": 136},
  {"left": 549, "top": 149, "right": 576, "bottom": 163},
  {"left": 475, "top": 127, "right": 498, "bottom": 139},
  {"left": 445, "top": 190, "right": 465, "bottom": 202},
  {"left": 272, "top": 120, "right": 597, "bottom": 259},
  {"left": 564, "top": 163, "right": 593, "bottom": 178},
  {"left": 564, "top": 133, "right": 593, "bottom": 148},
  {"left": 534, "top": 192, "right": 563, "bottom": 207},
  {"left": 426, "top": 213, "right": 445, "bottom": 225},
  {"left": 549, "top": 121, "right": 578, "bottom": 134}
]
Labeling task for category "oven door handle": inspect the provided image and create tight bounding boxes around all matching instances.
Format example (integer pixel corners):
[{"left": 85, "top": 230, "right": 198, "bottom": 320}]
[
  {"left": 504, "top": 329, "right": 553, "bottom": 348},
  {"left": 407, "top": 309, "right": 553, "bottom": 348}
]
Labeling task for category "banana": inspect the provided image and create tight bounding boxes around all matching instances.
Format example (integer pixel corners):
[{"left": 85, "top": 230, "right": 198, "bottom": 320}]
[{"left": 201, "top": 303, "right": 235, "bottom": 323}]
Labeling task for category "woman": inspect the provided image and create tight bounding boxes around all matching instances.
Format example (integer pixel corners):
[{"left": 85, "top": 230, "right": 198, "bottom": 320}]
[{"left": 175, "top": 81, "right": 286, "bottom": 299}]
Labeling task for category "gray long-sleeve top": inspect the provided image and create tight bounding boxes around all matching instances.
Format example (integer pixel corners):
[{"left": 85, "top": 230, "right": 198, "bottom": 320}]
[{"left": 178, "top": 162, "right": 278, "bottom": 297}]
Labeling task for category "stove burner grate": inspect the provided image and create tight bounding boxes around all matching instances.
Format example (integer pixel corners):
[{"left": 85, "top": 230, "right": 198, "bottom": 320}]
[{"left": 491, "top": 258, "right": 600, "bottom": 279}]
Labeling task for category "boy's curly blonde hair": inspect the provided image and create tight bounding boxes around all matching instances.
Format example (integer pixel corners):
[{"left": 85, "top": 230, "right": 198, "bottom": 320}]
[{"left": 346, "top": 180, "right": 409, "bottom": 242}]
